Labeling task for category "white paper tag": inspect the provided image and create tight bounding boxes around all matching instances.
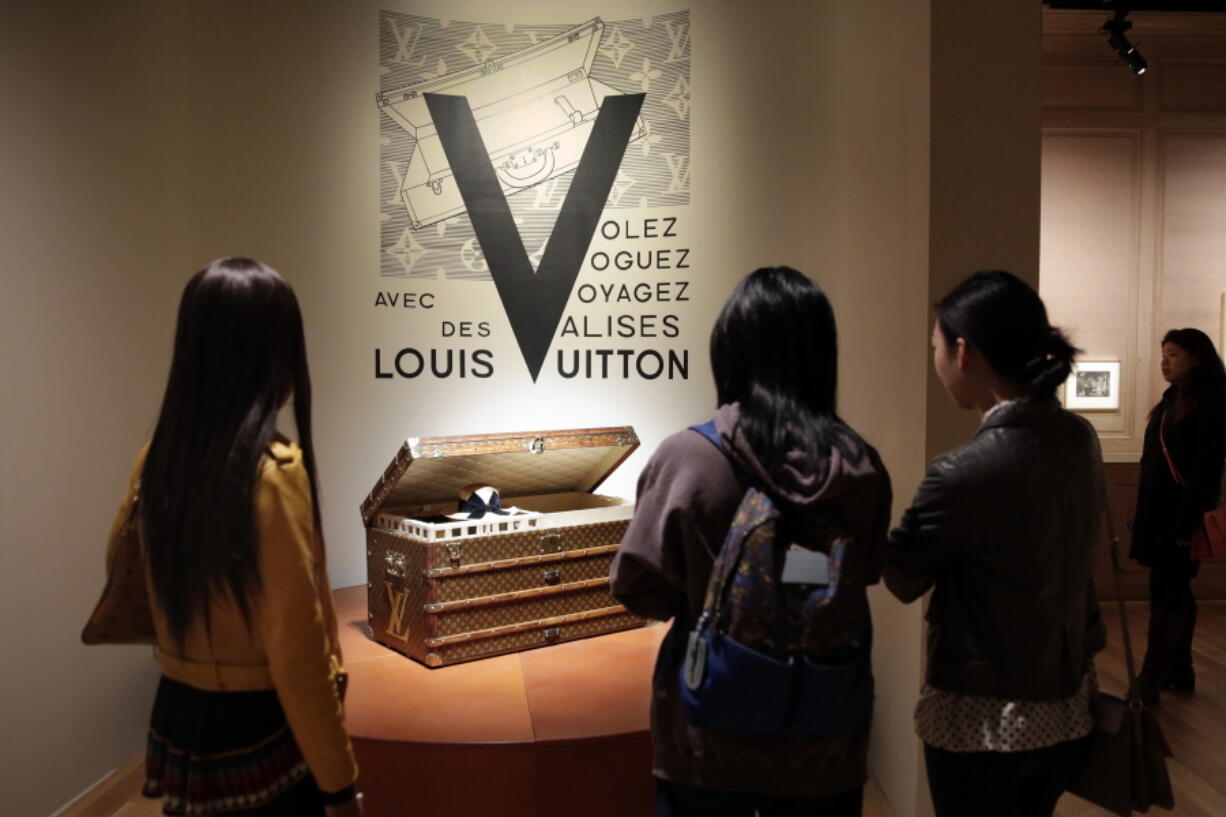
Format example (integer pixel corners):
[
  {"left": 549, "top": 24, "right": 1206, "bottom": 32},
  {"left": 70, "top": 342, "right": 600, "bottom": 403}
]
[{"left": 781, "top": 548, "right": 830, "bottom": 586}]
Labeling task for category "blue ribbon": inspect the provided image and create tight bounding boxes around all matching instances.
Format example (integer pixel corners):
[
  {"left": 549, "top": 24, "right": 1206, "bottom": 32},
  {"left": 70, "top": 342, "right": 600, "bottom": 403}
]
[{"left": 456, "top": 490, "right": 510, "bottom": 519}]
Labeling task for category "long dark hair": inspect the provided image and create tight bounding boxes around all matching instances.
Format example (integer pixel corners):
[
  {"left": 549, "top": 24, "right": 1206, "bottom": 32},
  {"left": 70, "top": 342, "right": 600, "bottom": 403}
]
[
  {"left": 141, "top": 258, "right": 321, "bottom": 648},
  {"left": 935, "top": 270, "right": 1078, "bottom": 398},
  {"left": 710, "top": 266, "right": 857, "bottom": 472},
  {"left": 1156, "top": 327, "right": 1226, "bottom": 421}
]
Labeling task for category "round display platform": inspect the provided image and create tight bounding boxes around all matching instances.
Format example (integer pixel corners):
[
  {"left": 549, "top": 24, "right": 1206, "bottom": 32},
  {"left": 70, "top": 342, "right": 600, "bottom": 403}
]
[{"left": 334, "top": 586, "right": 667, "bottom": 817}]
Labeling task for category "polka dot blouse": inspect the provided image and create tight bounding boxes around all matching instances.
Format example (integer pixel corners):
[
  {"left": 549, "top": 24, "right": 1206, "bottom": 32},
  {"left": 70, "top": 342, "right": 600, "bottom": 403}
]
[{"left": 915, "top": 664, "right": 1098, "bottom": 752}]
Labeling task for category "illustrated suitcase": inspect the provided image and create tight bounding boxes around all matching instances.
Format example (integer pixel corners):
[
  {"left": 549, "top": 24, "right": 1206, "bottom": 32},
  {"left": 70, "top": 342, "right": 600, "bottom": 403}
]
[
  {"left": 376, "top": 17, "right": 647, "bottom": 229},
  {"left": 362, "top": 427, "right": 645, "bottom": 667}
]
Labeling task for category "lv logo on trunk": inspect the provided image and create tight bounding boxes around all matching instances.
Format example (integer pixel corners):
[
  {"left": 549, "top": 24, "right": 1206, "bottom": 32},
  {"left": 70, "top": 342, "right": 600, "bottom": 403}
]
[
  {"left": 384, "top": 581, "right": 412, "bottom": 641},
  {"left": 425, "top": 92, "right": 647, "bottom": 382}
]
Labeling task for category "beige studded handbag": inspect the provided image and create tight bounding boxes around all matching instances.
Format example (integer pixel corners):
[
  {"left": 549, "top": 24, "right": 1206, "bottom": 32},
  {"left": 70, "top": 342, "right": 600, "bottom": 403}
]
[{"left": 82, "top": 489, "right": 156, "bottom": 645}]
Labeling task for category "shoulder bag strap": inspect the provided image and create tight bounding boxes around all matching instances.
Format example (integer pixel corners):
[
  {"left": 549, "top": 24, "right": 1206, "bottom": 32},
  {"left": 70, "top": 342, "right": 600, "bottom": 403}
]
[
  {"left": 1100, "top": 480, "right": 1142, "bottom": 707},
  {"left": 689, "top": 420, "right": 723, "bottom": 452},
  {"left": 1159, "top": 410, "right": 1186, "bottom": 487}
]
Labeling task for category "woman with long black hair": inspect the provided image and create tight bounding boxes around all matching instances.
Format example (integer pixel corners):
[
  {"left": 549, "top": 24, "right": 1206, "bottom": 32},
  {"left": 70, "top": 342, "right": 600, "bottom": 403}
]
[
  {"left": 885, "top": 270, "right": 1105, "bottom": 817},
  {"left": 1132, "top": 328, "right": 1226, "bottom": 704},
  {"left": 611, "top": 266, "right": 892, "bottom": 817},
  {"left": 107, "top": 258, "right": 361, "bottom": 816}
]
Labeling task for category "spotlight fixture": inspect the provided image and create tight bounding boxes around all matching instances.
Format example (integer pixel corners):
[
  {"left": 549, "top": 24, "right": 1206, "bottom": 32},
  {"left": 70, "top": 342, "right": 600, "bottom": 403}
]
[{"left": 1100, "top": 9, "right": 1148, "bottom": 75}]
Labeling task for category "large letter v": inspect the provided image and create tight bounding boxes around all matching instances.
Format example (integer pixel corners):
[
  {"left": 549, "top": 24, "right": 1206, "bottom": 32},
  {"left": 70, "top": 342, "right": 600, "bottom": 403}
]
[{"left": 425, "top": 93, "right": 646, "bottom": 382}]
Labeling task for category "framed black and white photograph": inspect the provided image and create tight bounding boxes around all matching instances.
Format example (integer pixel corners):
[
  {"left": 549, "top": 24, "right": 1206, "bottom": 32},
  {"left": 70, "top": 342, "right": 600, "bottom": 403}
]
[{"left": 1063, "top": 360, "right": 1121, "bottom": 411}]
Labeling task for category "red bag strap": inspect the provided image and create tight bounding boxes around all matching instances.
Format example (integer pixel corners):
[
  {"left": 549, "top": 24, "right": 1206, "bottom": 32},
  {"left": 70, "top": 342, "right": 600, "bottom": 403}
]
[{"left": 1159, "top": 410, "right": 1186, "bottom": 487}]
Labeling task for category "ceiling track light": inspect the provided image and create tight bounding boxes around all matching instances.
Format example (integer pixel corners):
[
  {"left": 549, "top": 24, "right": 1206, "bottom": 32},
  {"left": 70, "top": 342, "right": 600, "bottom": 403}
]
[{"left": 1100, "top": 8, "right": 1149, "bottom": 75}]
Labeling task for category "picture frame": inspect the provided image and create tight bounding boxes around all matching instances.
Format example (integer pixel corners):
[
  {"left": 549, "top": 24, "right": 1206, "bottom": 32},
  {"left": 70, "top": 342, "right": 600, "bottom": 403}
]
[{"left": 1063, "top": 360, "right": 1121, "bottom": 411}]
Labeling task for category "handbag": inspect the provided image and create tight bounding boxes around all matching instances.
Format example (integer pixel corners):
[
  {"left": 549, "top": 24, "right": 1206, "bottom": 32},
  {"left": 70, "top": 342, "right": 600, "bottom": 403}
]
[
  {"left": 81, "top": 485, "right": 156, "bottom": 645},
  {"left": 1066, "top": 484, "right": 1174, "bottom": 816},
  {"left": 1158, "top": 411, "right": 1225, "bottom": 559},
  {"left": 1190, "top": 509, "right": 1226, "bottom": 560}
]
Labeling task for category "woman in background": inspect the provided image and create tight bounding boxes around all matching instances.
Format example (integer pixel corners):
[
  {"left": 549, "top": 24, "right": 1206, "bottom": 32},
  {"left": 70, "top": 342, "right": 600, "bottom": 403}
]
[
  {"left": 107, "top": 258, "right": 361, "bottom": 816},
  {"left": 611, "top": 266, "right": 892, "bottom": 817},
  {"left": 885, "top": 270, "right": 1104, "bottom": 817},
  {"left": 1131, "top": 328, "right": 1226, "bottom": 704}
]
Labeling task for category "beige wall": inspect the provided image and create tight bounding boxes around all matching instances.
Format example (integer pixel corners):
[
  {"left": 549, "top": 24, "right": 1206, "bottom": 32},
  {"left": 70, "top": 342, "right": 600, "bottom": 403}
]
[
  {"left": 1, "top": 2, "right": 1045, "bottom": 816},
  {"left": 0, "top": 4, "right": 188, "bottom": 816},
  {"left": 928, "top": 0, "right": 1043, "bottom": 461},
  {"left": 163, "top": 0, "right": 860, "bottom": 584},
  {"left": 1040, "top": 11, "right": 1226, "bottom": 457},
  {"left": 823, "top": 4, "right": 931, "bottom": 816},
  {"left": 172, "top": 7, "right": 937, "bottom": 816},
  {"left": 900, "top": 2, "right": 1046, "bottom": 815}
]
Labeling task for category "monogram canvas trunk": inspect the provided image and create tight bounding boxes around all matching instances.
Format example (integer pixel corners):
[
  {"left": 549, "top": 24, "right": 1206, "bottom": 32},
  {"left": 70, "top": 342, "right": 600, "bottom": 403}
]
[{"left": 362, "top": 427, "right": 644, "bottom": 667}]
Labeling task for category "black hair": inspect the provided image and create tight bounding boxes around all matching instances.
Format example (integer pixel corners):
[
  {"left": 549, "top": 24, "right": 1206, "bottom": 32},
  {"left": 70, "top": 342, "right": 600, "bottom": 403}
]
[
  {"left": 1157, "top": 327, "right": 1226, "bottom": 421},
  {"left": 935, "top": 270, "right": 1078, "bottom": 398},
  {"left": 140, "top": 258, "right": 321, "bottom": 648},
  {"left": 710, "top": 266, "right": 858, "bottom": 473}
]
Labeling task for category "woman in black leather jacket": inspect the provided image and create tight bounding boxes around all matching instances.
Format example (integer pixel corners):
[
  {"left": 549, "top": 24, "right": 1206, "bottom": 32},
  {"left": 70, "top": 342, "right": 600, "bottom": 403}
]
[
  {"left": 885, "top": 271, "right": 1105, "bottom": 817},
  {"left": 1132, "top": 328, "right": 1226, "bottom": 704}
]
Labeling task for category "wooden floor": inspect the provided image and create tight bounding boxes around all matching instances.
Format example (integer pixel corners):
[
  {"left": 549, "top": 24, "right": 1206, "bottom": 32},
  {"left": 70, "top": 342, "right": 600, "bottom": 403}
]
[
  {"left": 56, "top": 602, "right": 1226, "bottom": 817},
  {"left": 55, "top": 752, "right": 156, "bottom": 817},
  {"left": 1054, "top": 601, "right": 1226, "bottom": 817}
]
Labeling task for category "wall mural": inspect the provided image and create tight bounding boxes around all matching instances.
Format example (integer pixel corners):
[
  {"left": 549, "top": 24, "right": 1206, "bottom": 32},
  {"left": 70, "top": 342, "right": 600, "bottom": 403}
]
[{"left": 377, "top": 9, "right": 692, "bottom": 382}]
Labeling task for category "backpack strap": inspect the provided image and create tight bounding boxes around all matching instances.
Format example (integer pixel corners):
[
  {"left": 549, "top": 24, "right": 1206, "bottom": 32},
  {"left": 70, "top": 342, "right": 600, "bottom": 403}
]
[
  {"left": 701, "top": 488, "right": 779, "bottom": 628},
  {"left": 688, "top": 423, "right": 785, "bottom": 632},
  {"left": 689, "top": 420, "right": 747, "bottom": 483},
  {"left": 688, "top": 421, "right": 744, "bottom": 563},
  {"left": 689, "top": 420, "right": 725, "bottom": 453}
]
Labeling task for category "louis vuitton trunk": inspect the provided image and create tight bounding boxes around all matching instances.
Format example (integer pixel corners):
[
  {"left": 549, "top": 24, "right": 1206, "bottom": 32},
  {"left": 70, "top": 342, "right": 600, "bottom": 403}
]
[{"left": 362, "top": 427, "right": 645, "bottom": 667}]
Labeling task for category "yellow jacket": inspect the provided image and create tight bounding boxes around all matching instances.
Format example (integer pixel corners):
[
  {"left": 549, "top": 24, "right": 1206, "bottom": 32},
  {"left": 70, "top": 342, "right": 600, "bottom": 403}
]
[{"left": 108, "top": 440, "right": 359, "bottom": 794}]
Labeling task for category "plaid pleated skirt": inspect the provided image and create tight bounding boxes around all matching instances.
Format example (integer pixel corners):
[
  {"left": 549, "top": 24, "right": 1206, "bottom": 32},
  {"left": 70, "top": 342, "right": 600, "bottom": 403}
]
[{"left": 143, "top": 675, "right": 325, "bottom": 816}]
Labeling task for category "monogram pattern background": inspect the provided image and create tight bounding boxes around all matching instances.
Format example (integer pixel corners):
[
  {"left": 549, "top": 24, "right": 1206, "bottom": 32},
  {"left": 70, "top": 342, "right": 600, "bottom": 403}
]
[{"left": 378, "top": 9, "right": 692, "bottom": 281}]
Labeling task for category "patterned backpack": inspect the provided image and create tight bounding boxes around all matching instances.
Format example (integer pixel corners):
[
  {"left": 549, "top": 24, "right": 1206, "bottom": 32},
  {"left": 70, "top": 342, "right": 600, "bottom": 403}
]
[{"left": 680, "top": 422, "right": 873, "bottom": 735}]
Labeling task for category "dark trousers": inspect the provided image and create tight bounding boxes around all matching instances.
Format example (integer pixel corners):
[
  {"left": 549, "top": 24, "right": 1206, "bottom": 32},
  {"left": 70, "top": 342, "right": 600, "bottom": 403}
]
[
  {"left": 923, "top": 738, "right": 1088, "bottom": 817},
  {"left": 655, "top": 779, "right": 863, "bottom": 817},
  {"left": 1144, "top": 560, "right": 1198, "bottom": 683}
]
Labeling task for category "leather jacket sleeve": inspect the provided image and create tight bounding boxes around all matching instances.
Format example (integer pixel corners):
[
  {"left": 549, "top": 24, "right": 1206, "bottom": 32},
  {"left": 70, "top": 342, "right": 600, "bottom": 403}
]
[{"left": 884, "top": 456, "right": 964, "bottom": 604}]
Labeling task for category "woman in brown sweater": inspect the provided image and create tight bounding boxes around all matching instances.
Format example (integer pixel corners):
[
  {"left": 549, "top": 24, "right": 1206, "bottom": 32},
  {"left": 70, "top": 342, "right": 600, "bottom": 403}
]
[
  {"left": 611, "top": 267, "right": 892, "bottom": 817},
  {"left": 108, "top": 258, "right": 361, "bottom": 816}
]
